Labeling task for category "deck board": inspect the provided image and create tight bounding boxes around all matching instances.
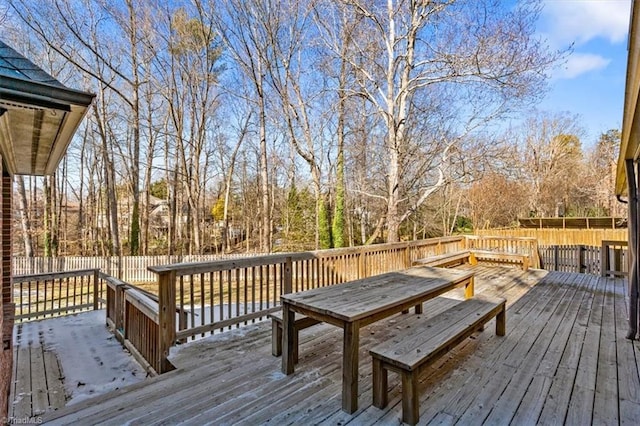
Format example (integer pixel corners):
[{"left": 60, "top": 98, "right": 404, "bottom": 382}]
[
  {"left": 483, "top": 272, "right": 592, "bottom": 424},
  {"left": 31, "top": 266, "right": 640, "bottom": 425},
  {"left": 423, "top": 270, "right": 564, "bottom": 423},
  {"left": 615, "top": 275, "right": 640, "bottom": 424},
  {"left": 13, "top": 347, "right": 32, "bottom": 418},
  {"left": 30, "top": 344, "right": 49, "bottom": 416},
  {"left": 526, "top": 274, "right": 596, "bottom": 424},
  {"left": 565, "top": 272, "right": 606, "bottom": 425},
  {"left": 10, "top": 338, "right": 68, "bottom": 421},
  {"left": 42, "top": 350, "right": 66, "bottom": 411},
  {"left": 593, "top": 277, "right": 620, "bottom": 425}
]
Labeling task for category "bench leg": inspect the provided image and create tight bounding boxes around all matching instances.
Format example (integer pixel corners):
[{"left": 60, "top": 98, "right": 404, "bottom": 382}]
[
  {"left": 272, "top": 321, "right": 282, "bottom": 357},
  {"left": 415, "top": 304, "right": 423, "bottom": 314},
  {"left": 273, "top": 322, "right": 299, "bottom": 363},
  {"left": 372, "top": 358, "right": 388, "bottom": 409},
  {"left": 401, "top": 370, "right": 419, "bottom": 425},
  {"left": 496, "top": 307, "right": 506, "bottom": 336},
  {"left": 293, "top": 329, "right": 299, "bottom": 364}
]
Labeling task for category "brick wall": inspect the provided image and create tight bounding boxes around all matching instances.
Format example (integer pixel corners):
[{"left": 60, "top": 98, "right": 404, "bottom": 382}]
[{"left": 1, "top": 164, "right": 12, "bottom": 422}]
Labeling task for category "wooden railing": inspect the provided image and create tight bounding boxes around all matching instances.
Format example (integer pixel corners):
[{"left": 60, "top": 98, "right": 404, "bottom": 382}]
[
  {"left": 601, "top": 240, "right": 629, "bottom": 277},
  {"left": 537, "top": 241, "right": 628, "bottom": 276},
  {"left": 123, "top": 288, "right": 162, "bottom": 374},
  {"left": 539, "top": 245, "right": 602, "bottom": 274},
  {"left": 13, "top": 269, "right": 103, "bottom": 322},
  {"left": 10, "top": 235, "right": 543, "bottom": 374},
  {"left": 108, "top": 235, "right": 530, "bottom": 373},
  {"left": 465, "top": 235, "right": 541, "bottom": 269},
  {"left": 101, "top": 273, "right": 168, "bottom": 375}
]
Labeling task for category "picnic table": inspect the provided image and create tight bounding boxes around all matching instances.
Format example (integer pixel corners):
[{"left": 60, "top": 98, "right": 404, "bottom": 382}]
[{"left": 280, "top": 266, "right": 475, "bottom": 413}]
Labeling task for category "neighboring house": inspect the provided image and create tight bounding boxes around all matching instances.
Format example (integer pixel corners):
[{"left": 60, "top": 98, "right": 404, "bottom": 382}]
[{"left": 96, "top": 195, "right": 244, "bottom": 250}]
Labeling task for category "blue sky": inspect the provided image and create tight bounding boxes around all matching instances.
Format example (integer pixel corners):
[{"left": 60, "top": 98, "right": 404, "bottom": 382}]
[{"left": 535, "top": 0, "right": 631, "bottom": 146}]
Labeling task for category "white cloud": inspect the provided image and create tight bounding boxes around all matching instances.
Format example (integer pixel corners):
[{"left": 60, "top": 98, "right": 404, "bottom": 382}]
[
  {"left": 541, "top": 0, "right": 631, "bottom": 46},
  {"left": 553, "top": 53, "right": 611, "bottom": 79}
]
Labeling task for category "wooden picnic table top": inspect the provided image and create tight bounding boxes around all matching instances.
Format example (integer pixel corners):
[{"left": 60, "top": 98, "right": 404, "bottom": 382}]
[{"left": 281, "top": 266, "right": 474, "bottom": 323}]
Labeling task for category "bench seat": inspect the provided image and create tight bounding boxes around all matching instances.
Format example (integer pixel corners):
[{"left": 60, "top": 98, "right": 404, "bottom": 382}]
[
  {"left": 369, "top": 295, "right": 506, "bottom": 425},
  {"left": 471, "top": 249, "right": 529, "bottom": 271},
  {"left": 412, "top": 251, "right": 477, "bottom": 268},
  {"left": 268, "top": 311, "right": 320, "bottom": 363}
]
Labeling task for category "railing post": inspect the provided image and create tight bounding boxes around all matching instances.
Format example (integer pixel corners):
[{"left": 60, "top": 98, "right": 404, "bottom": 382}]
[
  {"left": 601, "top": 241, "right": 609, "bottom": 277},
  {"left": 404, "top": 246, "right": 411, "bottom": 269},
  {"left": 284, "top": 257, "right": 293, "bottom": 294},
  {"left": 614, "top": 245, "right": 622, "bottom": 275},
  {"left": 92, "top": 269, "right": 100, "bottom": 310},
  {"left": 358, "top": 248, "right": 365, "bottom": 279},
  {"left": 577, "top": 245, "right": 585, "bottom": 273},
  {"left": 532, "top": 240, "right": 541, "bottom": 269},
  {"left": 115, "top": 283, "right": 126, "bottom": 334},
  {"left": 158, "top": 270, "right": 176, "bottom": 373}
]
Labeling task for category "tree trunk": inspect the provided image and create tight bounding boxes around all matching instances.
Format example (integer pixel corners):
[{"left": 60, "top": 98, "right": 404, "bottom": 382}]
[
  {"left": 16, "top": 176, "right": 34, "bottom": 257},
  {"left": 258, "top": 91, "right": 271, "bottom": 253}
]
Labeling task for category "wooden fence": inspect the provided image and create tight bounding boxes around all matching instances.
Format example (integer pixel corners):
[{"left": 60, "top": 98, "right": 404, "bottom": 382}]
[
  {"left": 477, "top": 228, "right": 627, "bottom": 247},
  {"left": 12, "top": 253, "right": 260, "bottom": 283}
]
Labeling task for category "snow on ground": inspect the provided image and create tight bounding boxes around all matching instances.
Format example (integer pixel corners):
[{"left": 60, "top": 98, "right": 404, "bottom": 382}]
[
  {"left": 14, "top": 310, "right": 146, "bottom": 405},
  {"left": 167, "top": 319, "right": 268, "bottom": 367}
]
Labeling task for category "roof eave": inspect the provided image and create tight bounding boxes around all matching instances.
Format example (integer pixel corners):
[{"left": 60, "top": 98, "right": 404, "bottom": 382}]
[
  {"left": 0, "top": 74, "right": 95, "bottom": 107},
  {"left": 617, "top": 0, "right": 640, "bottom": 197},
  {"left": 0, "top": 74, "right": 95, "bottom": 176}
]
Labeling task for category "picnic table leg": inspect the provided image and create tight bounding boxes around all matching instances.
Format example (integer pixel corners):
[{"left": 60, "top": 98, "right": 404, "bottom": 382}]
[
  {"left": 282, "top": 303, "right": 295, "bottom": 375},
  {"left": 342, "top": 321, "right": 360, "bottom": 413},
  {"left": 464, "top": 276, "right": 474, "bottom": 299}
]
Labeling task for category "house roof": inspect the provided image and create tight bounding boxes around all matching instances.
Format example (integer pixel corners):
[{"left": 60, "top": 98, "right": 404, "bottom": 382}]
[
  {"left": 0, "top": 40, "right": 95, "bottom": 176},
  {"left": 616, "top": 1, "right": 640, "bottom": 196}
]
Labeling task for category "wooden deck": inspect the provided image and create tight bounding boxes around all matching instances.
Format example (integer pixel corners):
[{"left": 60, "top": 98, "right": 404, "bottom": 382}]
[
  {"left": 37, "top": 266, "right": 640, "bottom": 424},
  {"left": 10, "top": 325, "right": 66, "bottom": 420}
]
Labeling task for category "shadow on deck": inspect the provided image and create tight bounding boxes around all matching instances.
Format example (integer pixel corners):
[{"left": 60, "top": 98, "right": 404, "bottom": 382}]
[{"left": 31, "top": 266, "right": 640, "bottom": 424}]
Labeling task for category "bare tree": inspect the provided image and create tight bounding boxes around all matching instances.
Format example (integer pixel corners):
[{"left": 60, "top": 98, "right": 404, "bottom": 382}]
[
  {"left": 214, "top": 0, "right": 275, "bottom": 252},
  {"left": 589, "top": 129, "right": 623, "bottom": 217},
  {"left": 467, "top": 173, "right": 528, "bottom": 229},
  {"left": 332, "top": 0, "right": 561, "bottom": 241},
  {"left": 518, "top": 111, "right": 585, "bottom": 216},
  {"left": 154, "top": 5, "right": 222, "bottom": 254}
]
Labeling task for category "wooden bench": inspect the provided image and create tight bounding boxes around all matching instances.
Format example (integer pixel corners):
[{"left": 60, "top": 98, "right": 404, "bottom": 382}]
[
  {"left": 412, "top": 251, "right": 477, "bottom": 268},
  {"left": 369, "top": 295, "right": 506, "bottom": 425},
  {"left": 268, "top": 311, "right": 320, "bottom": 363},
  {"left": 471, "top": 250, "right": 529, "bottom": 271}
]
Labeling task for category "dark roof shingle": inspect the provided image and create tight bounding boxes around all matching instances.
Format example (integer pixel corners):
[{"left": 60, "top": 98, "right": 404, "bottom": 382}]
[{"left": 0, "top": 40, "right": 64, "bottom": 88}]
